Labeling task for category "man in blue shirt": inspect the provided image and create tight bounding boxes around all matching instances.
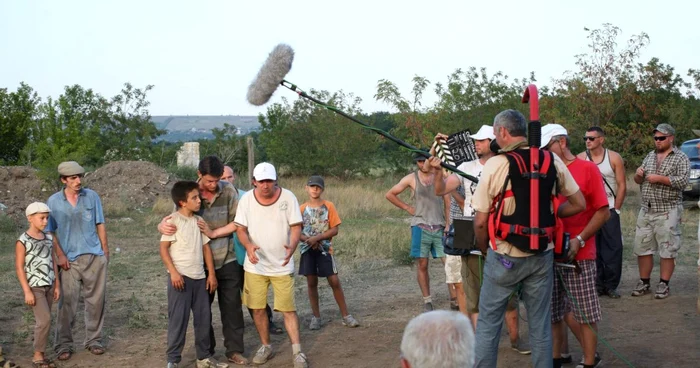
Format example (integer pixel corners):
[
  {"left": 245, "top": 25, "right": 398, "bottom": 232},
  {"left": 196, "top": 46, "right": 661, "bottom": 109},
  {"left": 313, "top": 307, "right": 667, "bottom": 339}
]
[{"left": 46, "top": 161, "right": 109, "bottom": 362}]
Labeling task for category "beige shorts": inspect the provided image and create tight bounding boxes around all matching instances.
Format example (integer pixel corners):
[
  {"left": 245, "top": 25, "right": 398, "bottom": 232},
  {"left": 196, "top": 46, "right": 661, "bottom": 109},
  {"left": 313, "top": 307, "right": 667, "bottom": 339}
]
[
  {"left": 634, "top": 205, "right": 683, "bottom": 259},
  {"left": 242, "top": 271, "right": 296, "bottom": 312},
  {"left": 445, "top": 255, "right": 463, "bottom": 284}
]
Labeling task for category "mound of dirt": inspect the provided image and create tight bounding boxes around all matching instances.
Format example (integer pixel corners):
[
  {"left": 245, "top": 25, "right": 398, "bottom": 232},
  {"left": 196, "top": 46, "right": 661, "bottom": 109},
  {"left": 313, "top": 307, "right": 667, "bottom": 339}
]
[
  {"left": 0, "top": 161, "right": 177, "bottom": 222},
  {"left": 0, "top": 166, "right": 47, "bottom": 219},
  {"left": 85, "top": 161, "right": 175, "bottom": 212}
]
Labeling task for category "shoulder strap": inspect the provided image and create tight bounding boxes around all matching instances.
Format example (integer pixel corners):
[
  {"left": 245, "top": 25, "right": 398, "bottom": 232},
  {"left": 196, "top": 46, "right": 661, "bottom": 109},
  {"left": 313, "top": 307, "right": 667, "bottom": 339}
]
[{"left": 586, "top": 149, "right": 617, "bottom": 200}]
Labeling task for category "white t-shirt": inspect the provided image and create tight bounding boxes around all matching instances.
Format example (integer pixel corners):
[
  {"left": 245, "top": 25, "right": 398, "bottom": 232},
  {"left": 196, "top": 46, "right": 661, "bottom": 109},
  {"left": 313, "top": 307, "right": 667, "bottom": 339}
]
[
  {"left": 457, "top": 159, "right": 485, "bottom": 217},
  {"left": 160, "top": 211, "right": 210, "bottom": 280},
  {"left": 234, "top": 188, "right": 302, "bottom": 276}
]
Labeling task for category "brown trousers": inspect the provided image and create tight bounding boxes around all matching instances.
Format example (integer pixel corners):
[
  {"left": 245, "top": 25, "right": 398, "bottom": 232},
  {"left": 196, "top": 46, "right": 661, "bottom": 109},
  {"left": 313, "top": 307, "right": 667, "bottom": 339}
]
[
  {"left": 54, "top": 254, "right": 108, "bottom": 353},
  {"left": 31, "top": 285, "right": 55, "bottom": 352}
]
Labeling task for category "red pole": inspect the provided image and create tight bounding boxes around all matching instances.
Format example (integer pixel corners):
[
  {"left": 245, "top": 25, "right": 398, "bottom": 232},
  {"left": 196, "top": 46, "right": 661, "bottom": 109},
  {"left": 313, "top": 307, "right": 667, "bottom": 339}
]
[{"left": 522, "top": 84, "right": 540, "bottom": 251}]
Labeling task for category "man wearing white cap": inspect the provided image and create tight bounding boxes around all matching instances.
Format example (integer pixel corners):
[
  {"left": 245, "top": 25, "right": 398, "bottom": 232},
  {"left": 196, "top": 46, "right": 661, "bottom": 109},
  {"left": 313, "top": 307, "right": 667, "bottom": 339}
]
[
  {"left": 428, "top": 125, "right": 530, "bottom": 354},
  {"left": 541, "top": 124, "right": 609, "bottom": 368},
  {"left": 46, "top": 161, "right": 109, "bottom": 361},
  {"left": 233, "top": 162, "right": 308, "bottom": 368}
]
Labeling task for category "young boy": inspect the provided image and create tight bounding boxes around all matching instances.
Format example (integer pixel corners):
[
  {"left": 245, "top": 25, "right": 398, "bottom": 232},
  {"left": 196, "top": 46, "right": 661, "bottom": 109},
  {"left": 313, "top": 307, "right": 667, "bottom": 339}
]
[
  {"left": 159, "top": 181, "right": 226, "bottom": 368},
  {"left": 15, "top": 202, "right": 60, "bottom": 368},
  {"left": 298, "top": 175, "right": 360, "bottom": 330}
]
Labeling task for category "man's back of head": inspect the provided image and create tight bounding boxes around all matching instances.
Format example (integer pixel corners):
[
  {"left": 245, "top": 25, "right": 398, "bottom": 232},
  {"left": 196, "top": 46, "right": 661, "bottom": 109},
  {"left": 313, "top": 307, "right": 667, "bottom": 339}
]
[{"left": 400, "top": 310, "right": 475, "bottom": 368}]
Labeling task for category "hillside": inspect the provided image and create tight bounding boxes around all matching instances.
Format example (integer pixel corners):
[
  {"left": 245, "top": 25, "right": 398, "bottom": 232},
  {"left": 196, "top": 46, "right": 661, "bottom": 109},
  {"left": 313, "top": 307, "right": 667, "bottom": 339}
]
[{"left": 151, "top": 115, "right": 260, "bottom": 142}]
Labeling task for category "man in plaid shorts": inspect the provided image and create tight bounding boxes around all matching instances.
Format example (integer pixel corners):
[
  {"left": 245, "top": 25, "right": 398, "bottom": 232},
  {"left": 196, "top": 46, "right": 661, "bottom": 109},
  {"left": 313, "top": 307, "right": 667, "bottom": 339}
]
[{"left": 541, "top": 124, "right": 610, "bottom": 368}]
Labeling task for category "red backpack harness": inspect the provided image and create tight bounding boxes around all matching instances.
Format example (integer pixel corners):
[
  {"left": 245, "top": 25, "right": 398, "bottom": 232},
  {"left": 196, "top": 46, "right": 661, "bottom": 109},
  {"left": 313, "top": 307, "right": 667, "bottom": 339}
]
[{"left": 488, "top": 150, "right": 564, "bottom": 254}]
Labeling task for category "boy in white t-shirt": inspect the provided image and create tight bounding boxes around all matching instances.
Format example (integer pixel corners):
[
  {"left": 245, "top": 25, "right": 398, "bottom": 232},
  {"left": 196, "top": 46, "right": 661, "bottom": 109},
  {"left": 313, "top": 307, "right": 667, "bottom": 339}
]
[{"left": 159, "top": 181, "right": 224, "bottom": 368}]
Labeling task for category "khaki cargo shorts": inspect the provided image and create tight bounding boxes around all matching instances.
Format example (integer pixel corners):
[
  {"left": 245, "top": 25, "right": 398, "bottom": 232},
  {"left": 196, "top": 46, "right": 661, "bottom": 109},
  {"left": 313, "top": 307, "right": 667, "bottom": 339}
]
[
  {"left": 445, "top": 254, "right": 463, "bottom": 284},
  {"left": 634, "top": 205, "right": 683, "bottom": 259}
]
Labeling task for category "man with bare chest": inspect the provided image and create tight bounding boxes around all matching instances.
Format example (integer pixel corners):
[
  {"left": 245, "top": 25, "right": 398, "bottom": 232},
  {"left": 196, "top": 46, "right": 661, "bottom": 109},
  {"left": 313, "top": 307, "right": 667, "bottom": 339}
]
[
  {"left": 631, "top": 124, "right": 690, "bottom": 299},
  {"left": 386, "top": 151, "right": 453, "bottom": 312}
]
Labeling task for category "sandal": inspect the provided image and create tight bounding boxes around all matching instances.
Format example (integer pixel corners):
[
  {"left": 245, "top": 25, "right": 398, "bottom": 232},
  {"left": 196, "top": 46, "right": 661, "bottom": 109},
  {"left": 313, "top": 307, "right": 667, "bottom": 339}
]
[
  {"left": 57, "top": 351, "right": 72, "bottom": 361},
  {"left": 0, "top": 346, "right": 20, "bottom": 368},
  {"left": 227, "top": 353, "right": 249, "bottom": 365},
  {"left": 87, "top": 345, "right": 105, "bottom": 355},
  {"left": 269, "top": 321, "right": 283, "bottom": 335},
  {"left": 32, "top": 359, "right": 57, "bottom": 368}
]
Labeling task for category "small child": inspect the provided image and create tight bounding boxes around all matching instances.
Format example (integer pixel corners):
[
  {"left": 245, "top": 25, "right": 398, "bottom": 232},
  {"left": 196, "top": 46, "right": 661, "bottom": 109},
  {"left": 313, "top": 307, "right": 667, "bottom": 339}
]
[
  {"left": 15, "top": 202, "right": 60, "bottom": 368},
  {"left": 298, "top": 175, "right": 359, "bottom": 330},
  {"left": 159, "top": 181, "right": 226, "bottom": 368}
]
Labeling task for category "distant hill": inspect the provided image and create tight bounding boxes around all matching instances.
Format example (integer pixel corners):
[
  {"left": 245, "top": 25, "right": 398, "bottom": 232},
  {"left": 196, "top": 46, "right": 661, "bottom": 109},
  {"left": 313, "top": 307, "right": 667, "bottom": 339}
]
[{"left": 151, "top": 115, "right": 261, "bottom": 142}]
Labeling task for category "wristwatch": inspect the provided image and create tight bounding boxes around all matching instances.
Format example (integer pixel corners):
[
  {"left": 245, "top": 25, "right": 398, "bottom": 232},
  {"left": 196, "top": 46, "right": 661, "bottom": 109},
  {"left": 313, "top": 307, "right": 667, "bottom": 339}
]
[{"left": 576, "top": 235, "right": 585, "bottom": 247}]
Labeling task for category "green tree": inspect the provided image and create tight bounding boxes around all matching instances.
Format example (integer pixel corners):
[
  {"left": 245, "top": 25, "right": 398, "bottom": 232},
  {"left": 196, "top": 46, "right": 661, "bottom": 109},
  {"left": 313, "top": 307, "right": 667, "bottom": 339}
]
[
  {"left": 259, "top": 90, "right": 380, "bottom": 177},
  {"left": 101, "top": 83, "right": 165, "bottom": 161},
  {"left": 0, "top": 83, "right": 40, "bottom": 164}
]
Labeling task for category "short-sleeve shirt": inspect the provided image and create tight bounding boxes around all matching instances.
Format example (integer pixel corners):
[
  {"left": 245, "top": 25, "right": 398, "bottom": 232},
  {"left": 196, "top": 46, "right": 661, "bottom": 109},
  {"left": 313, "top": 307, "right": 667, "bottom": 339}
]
[
  {"left": 197, "top": 181, "right": 239, "bottom": 269},
  {"left": 17, "top": 232, "right": 55, "bottom": 287},
  {"left": 234, "top": 188, "right": 303, "bottom": 276},
  {"left": 299, "top": 200, "right": 342, "bottom": 254},
  {"left": 456, "top": 159, "right": 485, "bottom": 217},
  {"left": 160, "top": 211, "right": 211, "bottom": 280},
  {"left": 46, "top": 188, "right": 105, "bottom": 261},
  {"left": 471, "top": 146, "right": 580, "bottom": 257},
  {"left": 639, "top": 147, "right": 690, "bottom": 212},
  {"left": 558, "top": 159, "right": 609, "bottom": 260}
]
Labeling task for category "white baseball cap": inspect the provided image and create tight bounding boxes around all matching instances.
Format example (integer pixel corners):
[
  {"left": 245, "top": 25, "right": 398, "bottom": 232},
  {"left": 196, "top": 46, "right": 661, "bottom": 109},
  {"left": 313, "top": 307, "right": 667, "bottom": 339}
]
[
  {"left": 471, "top": 125, "right": 496, "bottom": 140},
  {"left": 540, "top": 124, "right": 568, "bottom": 148},
  {"left": 26, "top": 202, "right": 51, "bottom": 217},
  {"left": 253, "top": 162, "right": 277, "bottom": 181}
]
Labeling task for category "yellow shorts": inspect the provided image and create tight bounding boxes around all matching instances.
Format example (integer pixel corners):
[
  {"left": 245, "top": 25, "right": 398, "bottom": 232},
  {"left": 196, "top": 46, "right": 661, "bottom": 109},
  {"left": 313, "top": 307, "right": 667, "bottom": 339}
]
[{"left": 242, "top": 271, "right": 296, "bottom": 312}]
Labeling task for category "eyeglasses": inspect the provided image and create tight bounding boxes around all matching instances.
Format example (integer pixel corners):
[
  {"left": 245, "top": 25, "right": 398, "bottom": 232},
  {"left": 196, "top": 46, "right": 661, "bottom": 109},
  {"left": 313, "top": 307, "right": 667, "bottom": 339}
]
[
  {"left": 653, "top": 136, "right": 668, "bottom": 141},
  {"left": 583, "top": 136, "right": 598, "bottom": 141}
]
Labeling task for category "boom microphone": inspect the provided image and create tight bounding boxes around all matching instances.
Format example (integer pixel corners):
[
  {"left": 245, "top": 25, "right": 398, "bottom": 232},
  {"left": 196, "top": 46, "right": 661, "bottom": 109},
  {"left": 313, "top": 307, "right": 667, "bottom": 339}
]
[
  {"left": 245, "top": 44, "right": 479, "bottom": 184},
  {"left": 246, "top": 44, "right": 294, "bottom": 106}
]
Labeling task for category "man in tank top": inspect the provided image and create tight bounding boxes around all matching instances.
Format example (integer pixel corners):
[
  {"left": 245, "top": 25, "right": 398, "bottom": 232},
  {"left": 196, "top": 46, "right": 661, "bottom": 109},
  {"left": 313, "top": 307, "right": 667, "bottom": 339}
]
[
  {"left": 577, "top": 126, "right": 627, "bottom": 299},
  {"left": 386, "top": 150, "right": 454, "bottom": 312}
]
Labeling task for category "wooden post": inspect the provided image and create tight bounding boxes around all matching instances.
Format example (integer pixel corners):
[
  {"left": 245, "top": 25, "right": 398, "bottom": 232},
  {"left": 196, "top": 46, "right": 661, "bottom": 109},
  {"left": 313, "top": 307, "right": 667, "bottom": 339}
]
[{"left": 247, "top": 136, "right": 255, "bottom": 186}]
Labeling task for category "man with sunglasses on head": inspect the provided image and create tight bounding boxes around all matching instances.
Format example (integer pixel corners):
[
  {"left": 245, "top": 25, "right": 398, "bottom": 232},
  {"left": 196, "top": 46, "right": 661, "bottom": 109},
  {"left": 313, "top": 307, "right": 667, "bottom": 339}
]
[
  {"left": 576, "top": 127, "right": 626, "bottom": 299},
  {"left": 46, "top": 161, "right": 109, "bottom": 361},
  {"left": 632, "top": 123, "right": 690, "bottom": 299}
]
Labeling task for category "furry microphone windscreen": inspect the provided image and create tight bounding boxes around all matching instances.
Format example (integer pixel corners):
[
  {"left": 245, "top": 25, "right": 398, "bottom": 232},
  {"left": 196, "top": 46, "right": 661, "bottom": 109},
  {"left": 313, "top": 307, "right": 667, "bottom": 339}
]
[{"left": 246, "top": 44, "right": 295, "bottom": 106}]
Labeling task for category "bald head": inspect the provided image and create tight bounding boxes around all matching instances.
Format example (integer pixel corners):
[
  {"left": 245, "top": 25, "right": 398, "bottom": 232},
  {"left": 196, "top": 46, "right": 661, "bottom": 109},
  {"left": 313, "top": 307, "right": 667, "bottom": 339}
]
[{"left": 222, "top": 166, "right": 235, "bottom": 184}]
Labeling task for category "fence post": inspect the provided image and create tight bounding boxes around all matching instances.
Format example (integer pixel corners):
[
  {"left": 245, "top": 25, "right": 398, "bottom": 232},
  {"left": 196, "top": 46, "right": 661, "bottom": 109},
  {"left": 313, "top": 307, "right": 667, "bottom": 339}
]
[{"left": 247, "top": 136, "right": 255, "bottom": 186}]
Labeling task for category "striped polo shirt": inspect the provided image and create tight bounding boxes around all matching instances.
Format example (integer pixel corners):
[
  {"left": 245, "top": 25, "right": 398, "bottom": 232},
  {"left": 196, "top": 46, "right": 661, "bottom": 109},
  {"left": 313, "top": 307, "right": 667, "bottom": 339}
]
[{"left": 197, "top": 181, "right": 239, "bottom": 269}]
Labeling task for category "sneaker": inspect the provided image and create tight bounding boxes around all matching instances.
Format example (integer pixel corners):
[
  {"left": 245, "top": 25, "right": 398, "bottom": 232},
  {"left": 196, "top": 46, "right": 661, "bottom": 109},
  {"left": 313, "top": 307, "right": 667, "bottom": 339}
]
[
  {"left": 424, "top": 302, "right": 434, "bottom": 312},
  {"left": 342, "top": 314, "right": 360, "bottom": 327},
  {"left": 631, "top": 280, "right": 651, "bottom": 296},
  {"left": 575, "top": 352, "right": 602, "bottom": 368},
  {"left": 309, "top": 316, "right": 321, "bottom": 330},
  {"left": 605, "top": 288, "right": 621, "bottom": 299},
  {"left": 510, "top": 340, "right": 532, "bottom": 355},
  {"left": 252, "top": 345, "right": 273, "bottom": 365},
  {"left": 167, "top": 363, "right": 178, "bottom": 368},
  {"left": 196, "top": 357, "right": 228, "bottom": 368},
  {"left": 293, "top": 352, "right": 308, "bottom": 368},
  {"left": 654, "top": 282, "right": 670, "bottom": 299}
]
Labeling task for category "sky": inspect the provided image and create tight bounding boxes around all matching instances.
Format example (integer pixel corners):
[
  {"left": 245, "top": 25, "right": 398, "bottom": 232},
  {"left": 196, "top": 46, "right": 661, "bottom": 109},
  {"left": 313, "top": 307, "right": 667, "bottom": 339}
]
[{"left": 1, "top": 0, "right": 698, "bottom": 117}]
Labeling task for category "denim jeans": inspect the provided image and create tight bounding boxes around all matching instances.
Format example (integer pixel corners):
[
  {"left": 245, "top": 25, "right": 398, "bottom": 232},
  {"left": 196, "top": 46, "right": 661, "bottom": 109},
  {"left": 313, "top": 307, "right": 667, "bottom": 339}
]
[{"left": 474, "top": 249, "right": 554, "bottom": 368}]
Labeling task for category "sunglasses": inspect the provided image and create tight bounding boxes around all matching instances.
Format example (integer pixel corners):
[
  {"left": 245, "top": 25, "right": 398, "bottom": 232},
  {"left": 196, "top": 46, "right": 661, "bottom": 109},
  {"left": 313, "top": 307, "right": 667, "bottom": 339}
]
[
  {"left": 583, "top": 136, "right": 598, "bottom": 142},
  {"left": 653, "top": 136, "right": 668, "bottom": 141}
]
